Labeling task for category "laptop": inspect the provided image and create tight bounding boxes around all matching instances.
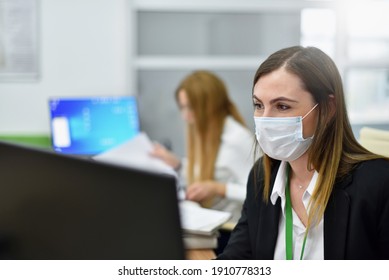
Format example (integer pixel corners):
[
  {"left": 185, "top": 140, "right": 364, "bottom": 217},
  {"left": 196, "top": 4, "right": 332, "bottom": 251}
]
[
  {"left": 48, "top": 96, "right": 140, "bottom": 156},
  {"left": 0, "top": 141, "right": 185, "bottom": 260}
]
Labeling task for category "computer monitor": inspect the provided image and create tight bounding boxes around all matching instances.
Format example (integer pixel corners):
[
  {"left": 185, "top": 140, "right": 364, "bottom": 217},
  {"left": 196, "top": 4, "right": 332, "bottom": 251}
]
[
  {"left": 48, "top": 96, "right": 140, "bottom": 155},
  {"left": 0, "top": 141, "right": 185, "bottom": 260}
]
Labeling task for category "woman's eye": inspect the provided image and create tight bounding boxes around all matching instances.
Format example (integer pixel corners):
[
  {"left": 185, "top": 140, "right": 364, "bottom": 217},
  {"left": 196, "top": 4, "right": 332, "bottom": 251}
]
[
  {"left": 253, "top": 102, "right": 263, "bottom": 110},
  {"left": 277, "top": 104, "right": 289, "bottom": 111}
]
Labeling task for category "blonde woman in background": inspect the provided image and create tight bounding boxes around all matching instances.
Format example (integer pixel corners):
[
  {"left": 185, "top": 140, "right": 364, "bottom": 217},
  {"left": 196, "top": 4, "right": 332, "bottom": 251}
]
[{"left": 151, "top": 70, "right": 255, "bottom": 227}]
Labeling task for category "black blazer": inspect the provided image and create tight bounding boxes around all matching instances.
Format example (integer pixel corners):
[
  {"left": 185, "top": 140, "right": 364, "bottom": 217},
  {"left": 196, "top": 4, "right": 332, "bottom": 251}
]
[{"left": 218, "top": 158, "right": 389, "bottom": 260}]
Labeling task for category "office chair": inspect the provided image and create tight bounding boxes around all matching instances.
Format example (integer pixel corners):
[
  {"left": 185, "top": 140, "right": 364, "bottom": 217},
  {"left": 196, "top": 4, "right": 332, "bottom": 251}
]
[{"left": 359, "top": 127, "right": 389, "bottom": 157}]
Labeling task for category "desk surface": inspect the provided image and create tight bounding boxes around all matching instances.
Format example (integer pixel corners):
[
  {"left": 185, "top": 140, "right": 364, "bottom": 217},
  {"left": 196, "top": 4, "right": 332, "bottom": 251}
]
[{"left": 186, "top": 249, "right": 216, "bottom": 260}]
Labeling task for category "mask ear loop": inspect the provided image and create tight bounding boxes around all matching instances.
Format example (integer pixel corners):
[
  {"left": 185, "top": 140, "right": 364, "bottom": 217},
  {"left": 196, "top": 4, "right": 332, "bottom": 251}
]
[{"left": 302, "top": 103, "right": 319, "bottom": 120}]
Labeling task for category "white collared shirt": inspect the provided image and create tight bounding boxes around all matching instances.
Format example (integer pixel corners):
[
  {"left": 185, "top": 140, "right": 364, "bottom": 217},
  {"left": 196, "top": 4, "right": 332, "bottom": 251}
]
[
  {"left": 270, "top": 161, "right": 324, "bottom": 260},
  {"left": 181, "top": 117, "right": 256, "bottom": 222}
]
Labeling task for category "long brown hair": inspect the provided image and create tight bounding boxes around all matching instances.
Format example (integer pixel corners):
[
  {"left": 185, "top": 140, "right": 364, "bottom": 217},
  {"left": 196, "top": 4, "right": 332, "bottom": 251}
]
[
  {"left": 176, "top": 70, "right": 246, "bottom": 184},
  {"left": 253, "top": 46, "right": 386, "bottom": 227}
]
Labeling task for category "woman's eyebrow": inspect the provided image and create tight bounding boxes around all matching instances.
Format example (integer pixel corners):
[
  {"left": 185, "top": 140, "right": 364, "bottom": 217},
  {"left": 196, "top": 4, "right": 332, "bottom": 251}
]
[
  {"left": 269, "top": 97, "right": 298, "bottom": 104},
  {"left": 252, "top": 95, "right": 298, "bottom": 104}
]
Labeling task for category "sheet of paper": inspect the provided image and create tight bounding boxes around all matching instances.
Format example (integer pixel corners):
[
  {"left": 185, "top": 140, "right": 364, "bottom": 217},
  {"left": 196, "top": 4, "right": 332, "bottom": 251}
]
[
  {"left": 179, "top": 200, "right": 232, "bottom": 236},
  {"left": 93, "top": 132, "right": 176, "bottom": 177}
]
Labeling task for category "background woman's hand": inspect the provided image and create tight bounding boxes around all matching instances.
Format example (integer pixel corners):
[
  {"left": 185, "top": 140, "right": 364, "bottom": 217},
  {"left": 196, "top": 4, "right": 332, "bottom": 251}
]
[
  {"left": 186, "top": 180, "right": 225, "bottom": 202},
  {"left": 150, "top": 143, "right": 181, "bottom": 169}
]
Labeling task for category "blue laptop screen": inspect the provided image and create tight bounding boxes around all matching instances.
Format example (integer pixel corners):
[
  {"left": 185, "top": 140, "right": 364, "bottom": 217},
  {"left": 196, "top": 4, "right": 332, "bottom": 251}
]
[{"left": 49, "top": 96, "right": 140, "bottom": 155}]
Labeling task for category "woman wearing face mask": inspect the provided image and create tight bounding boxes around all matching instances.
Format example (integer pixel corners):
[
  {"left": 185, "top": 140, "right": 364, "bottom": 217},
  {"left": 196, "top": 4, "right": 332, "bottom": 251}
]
[
  {"left": 217, "top": 46, "right": 389, "bottom": 260},
  {"left": 151, "top": 70, "right": 255, "bottom": 226}
]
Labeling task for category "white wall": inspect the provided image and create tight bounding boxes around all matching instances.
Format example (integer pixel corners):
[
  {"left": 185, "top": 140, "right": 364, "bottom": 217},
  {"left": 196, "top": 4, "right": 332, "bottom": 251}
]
[{"left": 0, "top": 0, "right": 129, "bottom": 134}]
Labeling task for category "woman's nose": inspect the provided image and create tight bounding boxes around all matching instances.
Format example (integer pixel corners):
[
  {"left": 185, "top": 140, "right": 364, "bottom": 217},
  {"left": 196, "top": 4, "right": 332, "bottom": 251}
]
[{"left": 262, "top": 108, "right": 272, "bottom": 117}]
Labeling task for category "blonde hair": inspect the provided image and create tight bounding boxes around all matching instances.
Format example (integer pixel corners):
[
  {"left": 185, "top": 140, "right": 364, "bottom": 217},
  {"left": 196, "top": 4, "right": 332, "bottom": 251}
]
[
  {"left": 253, "top": 46, "right": 387, "bottom": 228},
  {"left": 176, "top": 70, "right": 246, "bottom": 184}
]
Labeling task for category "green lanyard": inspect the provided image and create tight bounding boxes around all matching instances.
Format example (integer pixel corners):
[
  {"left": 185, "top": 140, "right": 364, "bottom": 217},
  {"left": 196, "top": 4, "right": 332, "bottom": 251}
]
[{"left": 285, "top": 164, "right": 308, "bottom": 260}]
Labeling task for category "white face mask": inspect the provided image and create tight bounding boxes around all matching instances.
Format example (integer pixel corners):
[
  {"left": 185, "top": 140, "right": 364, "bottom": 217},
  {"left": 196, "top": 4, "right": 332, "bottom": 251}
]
[{"left": 254, "top": 104, "right": 318, "bottom": 162}]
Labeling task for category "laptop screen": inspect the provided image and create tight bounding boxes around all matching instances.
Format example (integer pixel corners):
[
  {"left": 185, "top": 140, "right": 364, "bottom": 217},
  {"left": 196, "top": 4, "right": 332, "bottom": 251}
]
[
  {"left": 48, "top": 96, "right": 140, "bottom": 155},
  {"left": 0, "top": 141, "right": 184, "bottom": 260}
]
